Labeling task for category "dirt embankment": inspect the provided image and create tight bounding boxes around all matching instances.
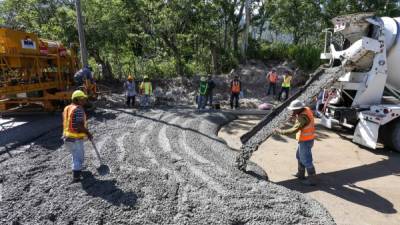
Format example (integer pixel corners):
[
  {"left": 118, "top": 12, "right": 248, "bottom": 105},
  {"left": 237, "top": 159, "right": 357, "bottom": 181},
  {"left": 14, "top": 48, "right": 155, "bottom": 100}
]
[{"left": 107, "top": 60, "right": 308, "bottom": 109}]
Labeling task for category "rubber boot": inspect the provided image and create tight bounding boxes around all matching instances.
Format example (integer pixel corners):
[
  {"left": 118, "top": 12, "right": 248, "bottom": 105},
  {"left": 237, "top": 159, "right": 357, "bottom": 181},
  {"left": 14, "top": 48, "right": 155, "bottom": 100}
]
[
  {"left": 294, "top": 162, "right": 306, "bottom": 180},
  {"left": 302, "top": 167, "right": 317, "bottom": 186},
  {"left": 72, "top": 170, "right": 82, "bottom": 183}
]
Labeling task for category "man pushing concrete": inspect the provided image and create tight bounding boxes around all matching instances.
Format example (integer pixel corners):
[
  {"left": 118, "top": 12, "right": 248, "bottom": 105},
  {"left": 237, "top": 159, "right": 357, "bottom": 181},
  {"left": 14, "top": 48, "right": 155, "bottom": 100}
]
[
  {"left": 274, "top": 100, "right": 317, "bottom": 186},
  {"left": 63, "top": 90, "right": 93, "bottom": 183}
]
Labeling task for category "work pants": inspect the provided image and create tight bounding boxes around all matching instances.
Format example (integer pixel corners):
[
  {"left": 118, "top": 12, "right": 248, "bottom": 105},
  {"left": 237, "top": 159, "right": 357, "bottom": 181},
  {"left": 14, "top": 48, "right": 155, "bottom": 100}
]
[
  {"left": 197, "top": 95, "right": 207, "bottom": 109},
  {"left": 267, "top": 83, "right": 276, "bottom": 95},
  {"left": 206, "top": 92, "right": 213, "bottom": 106},
  {"left": 278, "top": 87, "right": 290, "bottom": 101},
  {"left": 65, "top": 139, "right": 85, "bottom": 171},
  {"left": 126, "top": 95, "right": 135, "bottom": 107},
  {"left": 296, "top": 140, "right": 314, "bottom": 170},
  {"left": 141, "top": 95, "right": 151, "bottom": 107},
  {"left": 230, "top": 93, "right": 240, "bottom": 109}
]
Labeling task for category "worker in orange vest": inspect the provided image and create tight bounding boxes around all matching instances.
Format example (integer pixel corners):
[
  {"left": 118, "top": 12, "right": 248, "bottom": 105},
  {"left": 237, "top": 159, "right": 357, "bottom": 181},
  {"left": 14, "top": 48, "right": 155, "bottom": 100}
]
[
  {"left": 274, "top": 100, "right": 317, "bottom": 186},
  {"left": 266, "top": 68, "right": 278, "bottom": 96},
  {"left": 63, "top": 90, "right": 93, "bottom": 183},
  {"left": 230, "top": 74, "right": 241, "bottom": 109}
]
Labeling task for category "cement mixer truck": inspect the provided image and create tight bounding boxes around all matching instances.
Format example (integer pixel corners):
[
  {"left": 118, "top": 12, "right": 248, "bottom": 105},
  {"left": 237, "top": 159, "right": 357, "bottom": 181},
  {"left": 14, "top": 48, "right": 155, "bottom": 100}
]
[
  {"left": 320, "top": 13, "right": 400, "bottom": 152},
  {"left": 236, "top": 13, "right": 400, "bottom": 170}
]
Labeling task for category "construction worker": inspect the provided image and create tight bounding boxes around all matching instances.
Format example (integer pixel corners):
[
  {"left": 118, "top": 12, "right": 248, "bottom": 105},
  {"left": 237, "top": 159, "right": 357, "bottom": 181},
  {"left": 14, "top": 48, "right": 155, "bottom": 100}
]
[
  {"left": 206, "top": 74, "right": 216, "bottom": 108},
  {"left": 278, "top": 71, "right": 292, "bottom": 101},
  {"left": 198, "top": 76, "right": 208, "bottom": 110},
  {"left": 140, "top": 76, "right": 153, "bottom": 107},
  {"left": 274, "top": 100, "right": 317, "bottom": 186},
  {"left": 230, "top": 75, "right": 241, "bottom": 109},
  {"left": 63, "top": 90, "right": 93, "bottom": 183},
  {"left": 266, "top": 68, "right": 278, "bottom": 96},
  {"left": 124, "top": 75, "right": 136, "bottom": 107},
  {"left": 74, "top": 66, "right": 96, "bottom": 97},
  {"left": 74, "top": 66, "right": 94, "bottom": 86}
]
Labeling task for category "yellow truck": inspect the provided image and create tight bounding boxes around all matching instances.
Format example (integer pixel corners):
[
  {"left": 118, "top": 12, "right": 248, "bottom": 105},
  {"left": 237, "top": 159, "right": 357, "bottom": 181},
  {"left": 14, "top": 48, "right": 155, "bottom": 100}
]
[{"left": 0, "top": 27, "right": 83, "bottom": 112}]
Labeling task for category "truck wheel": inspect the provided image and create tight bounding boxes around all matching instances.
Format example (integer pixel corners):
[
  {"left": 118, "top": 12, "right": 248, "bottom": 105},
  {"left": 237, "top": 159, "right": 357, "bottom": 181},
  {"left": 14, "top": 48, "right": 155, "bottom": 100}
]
[{"left": 383, "top": 120, "right": 400, "bottom": 152}]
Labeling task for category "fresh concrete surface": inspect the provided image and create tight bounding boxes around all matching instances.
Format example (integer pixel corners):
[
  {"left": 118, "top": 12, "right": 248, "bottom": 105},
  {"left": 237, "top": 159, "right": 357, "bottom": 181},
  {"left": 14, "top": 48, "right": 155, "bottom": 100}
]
[
  {"left": 219, "top": 115, "right": 400, "bottom": 225},
  {"left": 1, "top": 109, "right": 334, "bottom": 224}
]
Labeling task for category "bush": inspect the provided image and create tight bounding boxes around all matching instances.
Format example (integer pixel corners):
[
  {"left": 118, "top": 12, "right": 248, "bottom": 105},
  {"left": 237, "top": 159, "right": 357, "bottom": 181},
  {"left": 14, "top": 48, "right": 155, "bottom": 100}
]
[{"left": 250, "top": 41, "right": 321, "bottom": 71}]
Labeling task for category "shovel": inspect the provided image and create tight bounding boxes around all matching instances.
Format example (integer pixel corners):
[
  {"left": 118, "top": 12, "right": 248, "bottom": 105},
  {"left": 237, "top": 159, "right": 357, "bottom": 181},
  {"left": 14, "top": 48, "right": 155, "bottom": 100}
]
[{"left": 90, "top": 139, "right": 110, "bottom": 175}]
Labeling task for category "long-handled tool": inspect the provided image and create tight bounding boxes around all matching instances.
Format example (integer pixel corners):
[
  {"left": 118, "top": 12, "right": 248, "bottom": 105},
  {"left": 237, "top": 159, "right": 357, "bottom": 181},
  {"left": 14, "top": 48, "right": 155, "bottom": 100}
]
[{"left": 90, "top": 139, "right": 110, "bottom": 175}]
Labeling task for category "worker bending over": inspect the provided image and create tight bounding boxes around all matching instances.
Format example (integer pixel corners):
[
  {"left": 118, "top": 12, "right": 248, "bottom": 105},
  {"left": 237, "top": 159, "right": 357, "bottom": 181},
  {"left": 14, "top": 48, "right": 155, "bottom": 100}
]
[
  {"left": 275, "top": 100, "right": 317, "bottom": 186},
  {"left": 124, "top": 75, "right": 136, "bottom": 108},
  {"left": 63, "top": 90, "right": 93, "bottom": 183}
]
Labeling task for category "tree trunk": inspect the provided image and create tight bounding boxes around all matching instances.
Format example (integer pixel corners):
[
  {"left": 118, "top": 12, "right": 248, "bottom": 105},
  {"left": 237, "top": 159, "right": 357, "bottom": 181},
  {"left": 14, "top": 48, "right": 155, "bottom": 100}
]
[
  {"left": 211, "top": 45, "right": 221, "bottom": 75},
  {"left": 92, "top": 51, "right": 113, "bottom": 80},
  {"left": 161, "top": 34, "right": 184, "bottom": 76}
]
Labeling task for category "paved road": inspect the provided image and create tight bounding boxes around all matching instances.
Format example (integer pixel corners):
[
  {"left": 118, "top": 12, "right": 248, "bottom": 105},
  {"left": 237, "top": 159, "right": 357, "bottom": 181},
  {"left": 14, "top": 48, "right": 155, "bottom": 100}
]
[
  {"left": 1, "top": 107, "right": 334, "bottom": 224},
  {"left": 221, "top": 115, "right": 400, "bottom": 225}
]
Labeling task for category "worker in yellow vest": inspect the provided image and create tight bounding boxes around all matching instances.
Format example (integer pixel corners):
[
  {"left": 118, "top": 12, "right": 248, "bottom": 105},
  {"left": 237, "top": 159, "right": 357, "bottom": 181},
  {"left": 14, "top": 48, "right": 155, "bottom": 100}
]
[
  {"left": 63, "top": 90, "right": 93, "bottom": 183},
  {"left": 274, "top": 100, "right": 317, "bottom": 186},
  {"left": 278, "top": 71, "right": 292, "bottom": 101},
  {"left": 140, "top": 76, "right": 153, "bottom": 107}
]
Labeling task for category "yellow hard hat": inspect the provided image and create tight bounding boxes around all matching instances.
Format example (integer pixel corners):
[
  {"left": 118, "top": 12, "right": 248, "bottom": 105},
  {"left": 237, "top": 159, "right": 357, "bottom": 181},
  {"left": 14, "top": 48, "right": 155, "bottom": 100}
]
[
  {"left": 71, "top": 90, "right": 88, "bottom": 100},
  {"left": 144, "top": 75, "right": 149, "bottom": 79},
  {"left": 128, "top": 75, "right": 133, "bottom": 80},
  {"left": 200, "top": 76, "right": 206, "bottom": 81}
]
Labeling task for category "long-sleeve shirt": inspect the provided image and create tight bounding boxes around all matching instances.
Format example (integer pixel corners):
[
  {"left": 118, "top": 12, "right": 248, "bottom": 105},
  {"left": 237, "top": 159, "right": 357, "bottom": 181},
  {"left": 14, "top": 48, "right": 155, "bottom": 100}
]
[
  {"left": 278, "top": 114, "right": 309, "bottom": 135},
  {"left": 124, "top": 81, "right": 136, "bottom": 97}
]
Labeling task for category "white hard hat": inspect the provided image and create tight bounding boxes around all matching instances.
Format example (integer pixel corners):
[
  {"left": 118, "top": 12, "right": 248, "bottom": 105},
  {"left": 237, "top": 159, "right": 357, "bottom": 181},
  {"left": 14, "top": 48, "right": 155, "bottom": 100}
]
[{"left": 287, "top": 100, "right": 305, "bottom": 110}]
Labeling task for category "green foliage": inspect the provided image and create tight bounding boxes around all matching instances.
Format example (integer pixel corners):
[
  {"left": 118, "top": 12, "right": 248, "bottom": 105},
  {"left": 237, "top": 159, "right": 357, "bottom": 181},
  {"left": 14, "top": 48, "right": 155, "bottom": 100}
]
[
  {"left": 0, "top": 0, "right": 398, "bottom": 78},
  {"left": 250, "top": 41, "right": 321, "bottom": 72}
]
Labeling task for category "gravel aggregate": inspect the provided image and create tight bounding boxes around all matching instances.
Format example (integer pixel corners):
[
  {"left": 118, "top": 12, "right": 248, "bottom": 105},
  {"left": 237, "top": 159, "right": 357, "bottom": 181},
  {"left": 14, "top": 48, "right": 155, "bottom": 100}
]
[{"left": 1, "top": 107, "right": 335, "bottom": 224}]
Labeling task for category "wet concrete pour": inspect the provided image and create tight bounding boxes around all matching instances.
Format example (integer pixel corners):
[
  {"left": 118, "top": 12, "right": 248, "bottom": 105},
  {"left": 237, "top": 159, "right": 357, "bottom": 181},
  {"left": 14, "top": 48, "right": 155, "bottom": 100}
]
[{"left": 0, "top": 108, "right": 334, "bottom": 224}]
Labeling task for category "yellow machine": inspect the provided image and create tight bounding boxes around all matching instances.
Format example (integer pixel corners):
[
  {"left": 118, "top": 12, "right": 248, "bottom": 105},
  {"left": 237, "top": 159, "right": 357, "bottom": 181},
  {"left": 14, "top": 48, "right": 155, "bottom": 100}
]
[{"left": 0, "top": 27, "right": 89, "bottom": 112}]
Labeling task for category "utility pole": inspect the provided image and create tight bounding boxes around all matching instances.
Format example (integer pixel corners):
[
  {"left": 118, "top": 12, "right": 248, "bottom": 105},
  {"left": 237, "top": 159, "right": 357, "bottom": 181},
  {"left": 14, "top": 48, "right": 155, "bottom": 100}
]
[
  {"left": 75, "top": 0, "right": 88, "bottom": 68},
  {"left": 242, "top": 0, "right": 250, "bottom": 62}
]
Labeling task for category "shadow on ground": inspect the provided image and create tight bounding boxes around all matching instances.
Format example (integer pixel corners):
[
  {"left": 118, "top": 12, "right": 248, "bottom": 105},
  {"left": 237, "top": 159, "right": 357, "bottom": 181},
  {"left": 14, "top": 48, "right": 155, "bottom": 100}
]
[
  {"left": 277, "top": 149, "right": 399, "bottom": 214},
  {"left": 81, "top": 171, "right": 137, "bottom": 207}
]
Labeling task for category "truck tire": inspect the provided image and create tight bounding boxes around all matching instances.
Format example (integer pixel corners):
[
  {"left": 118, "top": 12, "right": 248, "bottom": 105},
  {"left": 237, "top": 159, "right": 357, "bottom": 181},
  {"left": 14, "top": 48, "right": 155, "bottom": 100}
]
[{"left": 382, "top": 119, "right": 400, "bottom": 152}]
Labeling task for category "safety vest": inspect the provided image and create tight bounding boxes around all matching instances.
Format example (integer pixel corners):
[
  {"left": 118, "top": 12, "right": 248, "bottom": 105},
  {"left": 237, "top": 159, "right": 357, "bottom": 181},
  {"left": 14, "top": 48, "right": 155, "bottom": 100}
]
[
  {"left": 199, "top": 82, "right": 208, "bottom": 96},
  {"left": 231, "top": 81, "right": 240, "bottom": 93},
  {"left": 268, "top": 72, "right": 278, "bottom": 83},
  {"left": 282, "top": 75, "right": 292, "bottom": 88},
  {"left": 296, "top": 107, "right": 316, "bottom": 142},
  {"left": 63, "top": 104, "right": 87, "bottom": 139},
  {"left": 141, "top": 82, "right": 152, "bottom": 95}
]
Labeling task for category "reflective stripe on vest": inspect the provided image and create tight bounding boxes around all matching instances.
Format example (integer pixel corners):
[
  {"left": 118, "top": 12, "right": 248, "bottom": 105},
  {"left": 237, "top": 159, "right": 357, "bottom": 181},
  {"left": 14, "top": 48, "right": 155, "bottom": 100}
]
[
  {"left": 282, "top": 75, "right": 292, "bottom": 88},
  {"left": 296, "top": 107, "right": 316, "bottom": 142},
  {"left": 268, "top": 72, "right": 277, "bottom": 83},
  {"left": 63, "top": 104, "right": 87, "bottom": 139},
  {"left": 232, "top": 81, "right": 240, "bottom": 93}
]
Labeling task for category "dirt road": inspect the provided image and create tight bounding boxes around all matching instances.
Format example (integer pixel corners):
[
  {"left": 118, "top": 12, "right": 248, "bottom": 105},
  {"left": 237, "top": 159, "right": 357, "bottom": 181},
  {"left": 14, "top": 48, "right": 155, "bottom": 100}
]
[
  {"left": 0, "top": 108, "right": 333, "bottom": 224},
  {"left": 219, "top": 115, "right": 400, "bottom": 225}
]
